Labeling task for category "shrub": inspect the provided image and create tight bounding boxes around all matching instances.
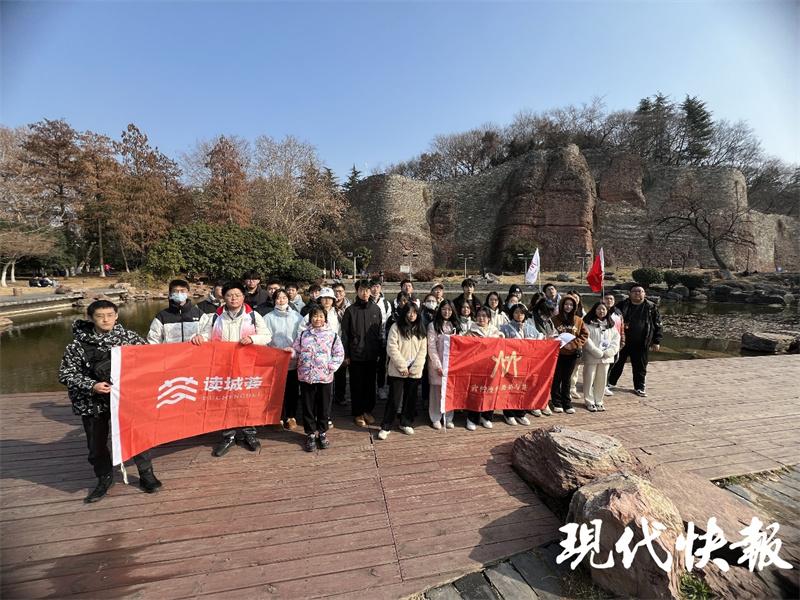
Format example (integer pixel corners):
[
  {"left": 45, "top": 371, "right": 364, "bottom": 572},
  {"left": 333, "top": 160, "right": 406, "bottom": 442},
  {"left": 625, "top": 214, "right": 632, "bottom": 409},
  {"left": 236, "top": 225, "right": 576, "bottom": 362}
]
[
  {"left": 382, "top": 270, "right": 404, "bottom": 282},
  {"left": 663, "top": 270, "right": 681, "bottom": 290},
  {"left": 631, "top": 267, "right": 664, "bottom": 288},
  {"left": 677, "top": 273, "right": 705, "bottom": 291},
  {"left": 116, "top": 270, "right": 161, "bottom": 289},
  {"left": 280, "top": 259, "right": 322, "bottom": 284},
  {"left": 413, "top": 268, "right": 436, "bottom": 282}
]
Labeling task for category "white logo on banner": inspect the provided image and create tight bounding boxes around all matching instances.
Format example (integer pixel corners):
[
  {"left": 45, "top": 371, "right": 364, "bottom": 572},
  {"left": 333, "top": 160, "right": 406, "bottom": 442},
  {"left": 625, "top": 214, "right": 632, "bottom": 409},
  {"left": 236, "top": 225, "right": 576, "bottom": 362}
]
[{"left": 156, "top": 376, "right": 199, "bottom": 408}]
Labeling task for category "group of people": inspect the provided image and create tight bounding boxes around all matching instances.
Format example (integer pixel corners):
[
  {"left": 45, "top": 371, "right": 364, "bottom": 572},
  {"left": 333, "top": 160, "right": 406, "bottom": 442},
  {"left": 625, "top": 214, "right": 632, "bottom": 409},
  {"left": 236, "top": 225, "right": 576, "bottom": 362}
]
[{"left": 58, "top": 272, "right": 662, "bottom": 503}]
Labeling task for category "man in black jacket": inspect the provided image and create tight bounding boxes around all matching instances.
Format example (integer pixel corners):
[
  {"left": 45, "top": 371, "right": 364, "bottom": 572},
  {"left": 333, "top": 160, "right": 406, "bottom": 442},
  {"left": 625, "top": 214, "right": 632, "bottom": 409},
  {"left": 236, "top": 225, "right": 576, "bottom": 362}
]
[
  {"left": 59, "top": 300, "right": 162, "bottom": 503},
  {"left": 607, "top": 285, "right": 663, "bottom": 397},
  {"left": 146, "top": 279, "right": 204, "bottom": 344},
  {"left": 198, "top": 281, "right": 225, "bottom": 314},
  {"left": 340, "top": 279, "right": 383, "bottom": 427},
  {"left": 243, "top": 271, "right": 270, "bottom": 308},
  {"left": 453, "top": 278, "right": 481, "bottom": 316}
]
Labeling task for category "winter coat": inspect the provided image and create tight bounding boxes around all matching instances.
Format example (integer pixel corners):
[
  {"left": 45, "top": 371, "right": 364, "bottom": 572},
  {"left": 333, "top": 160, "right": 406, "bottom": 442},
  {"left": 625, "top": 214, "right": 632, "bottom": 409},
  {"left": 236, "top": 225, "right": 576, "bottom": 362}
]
[
  {"left": 617, "top": 298, "right": 663, "bottom": 347},
  {"left": 58, "top": 320, "right": 146, "bottom": 416},
  {"left": 427, "top": 321, "right": 458, "bottom": 385},
  {"left": 146, "top": 301, "right": 203, "bottom": 344},
  {"left": 196, "top": 307, "right": 271, "bottom": 345},
  {"left": 373, "top": 294, "right": 393, "bottom": 325},
  {"left": 532, "top": 312, "right": 558, "bottom": 338},
  {"left": 552, "top": 314, "right": 588, "bottom": 356},
  {"left": 264, "top": 305, "right": 305, "bottom": 369},
  {"left": 197, "top": 294, "right": 223, "bottom": 315},
  {"left": 453, "top": 293, "right": 481, "bottom": 317},
  {"left": 465, "top": 322, "right": 504, "bottom": 338},
  {"left": 289, "top": 296, "right": 305, "bottom": 312},
  {"left": 340, "top": 298, "right": 383, "bottom": 362},
  {"left": 500, "top": 320, "right": 544, "bottom": 340},
  {"left": 487, "top": 307, "right": 510, "bottom": 329},
  {"left": 292, "top": 323, "right": 345, "bottom": 384},
  {"left": 386, "top": 323, "right": 427, "bottom": 379},
  {"left": 609, "top": 307, "right": 626, "bottom": 348},
  {"left": 305, "top": 305, "right": 341, "bottom": 335},
  {"left": 582, "top": 322, "right": 621, "bottom": 365},
  {"left": 244, "top": 287, "right": 270, "bottom": 309}
]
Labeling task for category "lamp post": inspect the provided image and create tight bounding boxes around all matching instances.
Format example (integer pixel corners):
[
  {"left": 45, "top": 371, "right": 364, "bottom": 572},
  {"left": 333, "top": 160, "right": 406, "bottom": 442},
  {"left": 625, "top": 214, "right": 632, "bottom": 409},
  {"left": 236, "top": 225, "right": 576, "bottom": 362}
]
[
  {"left": 457, "top": 253, "right": 475, "bottom": 279},
  {"left": 576, "top": 251, "right": 592, "bottom": 282},
  {"left": 346, "top": 251, "right": 363, "bottom": 279}
]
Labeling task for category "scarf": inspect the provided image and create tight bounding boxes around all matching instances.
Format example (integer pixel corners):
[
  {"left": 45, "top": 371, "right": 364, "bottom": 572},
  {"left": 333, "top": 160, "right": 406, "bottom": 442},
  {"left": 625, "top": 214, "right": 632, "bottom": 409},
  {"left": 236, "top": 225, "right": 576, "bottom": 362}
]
[{"left": 212, "top": 304, "right": 256, "bottom": 341}]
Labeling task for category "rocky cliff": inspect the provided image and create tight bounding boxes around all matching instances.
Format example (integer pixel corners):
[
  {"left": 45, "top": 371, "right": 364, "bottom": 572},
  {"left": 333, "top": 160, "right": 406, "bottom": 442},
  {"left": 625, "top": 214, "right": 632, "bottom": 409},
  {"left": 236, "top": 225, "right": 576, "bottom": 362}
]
[{"left": 348, "top": 145, "right": 800, "bottom": 272}]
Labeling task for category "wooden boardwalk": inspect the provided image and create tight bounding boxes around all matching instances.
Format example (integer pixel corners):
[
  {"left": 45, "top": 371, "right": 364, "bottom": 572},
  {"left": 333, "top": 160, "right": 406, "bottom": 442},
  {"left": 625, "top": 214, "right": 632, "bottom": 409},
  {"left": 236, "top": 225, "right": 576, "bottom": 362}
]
[{"left": 1, "top": 355, "right": 798, "bottom": 599}]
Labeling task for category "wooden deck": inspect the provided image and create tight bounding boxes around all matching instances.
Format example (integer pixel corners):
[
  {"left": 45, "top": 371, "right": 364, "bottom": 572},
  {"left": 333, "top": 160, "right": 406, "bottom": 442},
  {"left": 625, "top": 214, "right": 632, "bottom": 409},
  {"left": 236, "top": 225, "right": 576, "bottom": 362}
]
[{"left": 1, "top": 355, "right": 799, "bottom": 599}]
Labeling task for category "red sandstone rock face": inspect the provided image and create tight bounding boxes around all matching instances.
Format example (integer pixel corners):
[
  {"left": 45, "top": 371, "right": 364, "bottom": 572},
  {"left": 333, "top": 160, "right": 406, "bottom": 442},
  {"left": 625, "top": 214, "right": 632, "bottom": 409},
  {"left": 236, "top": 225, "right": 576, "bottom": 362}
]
[{"left": 492, "top": 145, "right": 596, "bottom": 270}]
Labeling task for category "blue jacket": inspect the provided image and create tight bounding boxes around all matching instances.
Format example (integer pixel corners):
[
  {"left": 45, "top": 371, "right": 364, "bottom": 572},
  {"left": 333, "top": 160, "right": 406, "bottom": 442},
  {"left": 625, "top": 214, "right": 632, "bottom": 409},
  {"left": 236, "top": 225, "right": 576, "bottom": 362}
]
[{"left": 264, "top": 306, "right": 305, "bottom": 369}]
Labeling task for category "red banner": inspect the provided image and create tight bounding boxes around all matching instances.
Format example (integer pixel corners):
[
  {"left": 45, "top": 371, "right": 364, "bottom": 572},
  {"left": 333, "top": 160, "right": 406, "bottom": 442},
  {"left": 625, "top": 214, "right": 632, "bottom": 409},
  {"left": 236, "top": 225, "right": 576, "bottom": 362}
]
[
  {"left": 442, "top": 337, "right": 560, "bottom": 413},
  {"left": 110, "top": 342, "right": 289, "bottom": 464}
]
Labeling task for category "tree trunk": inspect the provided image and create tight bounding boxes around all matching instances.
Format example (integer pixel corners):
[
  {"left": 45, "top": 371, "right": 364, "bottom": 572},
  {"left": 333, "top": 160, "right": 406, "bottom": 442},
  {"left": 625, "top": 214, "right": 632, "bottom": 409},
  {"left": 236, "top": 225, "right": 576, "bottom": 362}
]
[
  {"left": 98, "top": 221, "right": 106, "bottom": 278},
  {"left": 709, "top": 244, "right": 729, "bottom": 271},
  {"left": 121, "top": 245, "right": 130, "bottom": 273},
  {"left": 10, "top": 259, "right": 16, "bottom": 283},
  {"left": 1, "top": 261, "right": 10, "bottom": 287}
]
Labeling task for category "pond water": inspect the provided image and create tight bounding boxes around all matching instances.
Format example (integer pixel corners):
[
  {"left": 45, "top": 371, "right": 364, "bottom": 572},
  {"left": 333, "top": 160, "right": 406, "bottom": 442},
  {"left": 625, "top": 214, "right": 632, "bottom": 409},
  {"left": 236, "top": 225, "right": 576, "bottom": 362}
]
[{"left": 0, "top": 300, "right": 797, "bottom": 394}]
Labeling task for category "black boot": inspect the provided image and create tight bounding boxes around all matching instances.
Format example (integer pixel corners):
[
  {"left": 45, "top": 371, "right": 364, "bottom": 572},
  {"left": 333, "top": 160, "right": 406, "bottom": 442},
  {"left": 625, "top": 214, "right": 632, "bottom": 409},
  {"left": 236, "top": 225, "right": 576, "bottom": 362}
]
[
  {"left": 304, "top": 434, "right": 316, "bottom": 452},
  {"left": 138, "top": 469, "right": 162, "bottom": 493},
  {"left": 212, "top": 436, "right": 236, "bottom": 457},
  {"left": 239, "top": 433, "right": 261, "bottom": 452},
  {"left": 85, "top": 474, "right": 114, "bottom": 503},
  {"left": 317, "top": 432, "right": 330, "bottom": 450}
]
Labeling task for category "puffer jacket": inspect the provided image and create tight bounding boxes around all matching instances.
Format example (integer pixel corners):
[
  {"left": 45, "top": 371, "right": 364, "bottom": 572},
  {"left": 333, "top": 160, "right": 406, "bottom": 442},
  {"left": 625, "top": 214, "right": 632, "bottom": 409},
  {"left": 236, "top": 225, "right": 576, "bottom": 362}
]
[
  {"left": 427, "top": 321, "right": 458, "bottom": 385},
  {"left": 487, "top": 307, "right": 509, "bottom": 329},
  {"left": 465, "top": 322, "right": 504, "bottom": 338},
  {"left": 196, "top": 306, "right": 271, "bottom": 345},
  {"left": 264, "top": 305, "right": 305, "bottom": 369},
  {"left": 582, "top": 322, "right": 621, "bottom": 365},
  {"left": 386, "top": 323, "right": 427, "bottom": 379},
  {"left": 500, "top": 319, "right": 544, "bottom": 340},
  {"left": 341, "top": 298, "right": 383, "bottom": 361},
  {"left": 292, "top": 323, "right": 345, "bottom": 384},
  {"left": 58, "top": 320, "right": 146, "bottom": 416},
  {"left": 146, "top": 301, "right": 203, "bottom": 344}
]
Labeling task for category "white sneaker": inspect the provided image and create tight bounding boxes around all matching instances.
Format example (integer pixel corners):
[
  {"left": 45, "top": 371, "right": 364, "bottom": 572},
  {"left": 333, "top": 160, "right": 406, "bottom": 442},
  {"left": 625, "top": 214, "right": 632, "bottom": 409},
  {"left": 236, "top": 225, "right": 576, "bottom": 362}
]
[
  {"left": 604, "top": 387, "right": 614, "bottom": 396},
  {"left": 565, "top": 408, "right": 576, "bottom": 414},
  {"left": 634, "top": 389, "right": 648, "bottom": 397},
  {"left": 400, "top": 426, "right": 415, "bottom": 435},
  {"left": 480, "top": 417, "right": 493, "bottom": 429},
  {"left": 377, "top": 429, "right": 390, "bottom": 440},
  {"left": 586, "top": 403, "right": 597, "bottom": 412},
  {"left": 552, "top": 406, "right": 564, "bottom": 413},
  {"left": 518, "top": 416, "right": 531, "bottom": 426},
  {"left": 570, "top": 389, "right": 580, "bottom": 399},
  {"left": 445, "top": 421, "right": 455, "bottom": 429},
  {"left": 431, "top": 420, "right": 442, "bottom": 430},
  {"left": 596, "top": 403, "right": 606, "bottom": 412},
  {"left": 541, "top": 407, "right": 552, "bottom": 416},
  {"left": 503, "top": 416, "right": 518, "bottom": 426},
  {"left": 466, "top": 419, "right": 477, "bottom": 431},
  {"left": 531, "top": 409, "right": 543, "bottom": 418}
]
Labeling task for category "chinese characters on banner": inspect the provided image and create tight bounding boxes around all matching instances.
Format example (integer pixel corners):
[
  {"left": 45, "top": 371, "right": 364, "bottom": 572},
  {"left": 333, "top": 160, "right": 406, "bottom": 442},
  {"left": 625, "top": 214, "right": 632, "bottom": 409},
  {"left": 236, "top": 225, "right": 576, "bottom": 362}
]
[
  {"left": 110, "top": 342, "right": 290, "bottom": 465},
  {"left": 441, "top": 337, "right": 560, "bottom": 413},
  {"left": 558, "top": 517, "right": 794, "bottom": 573}
]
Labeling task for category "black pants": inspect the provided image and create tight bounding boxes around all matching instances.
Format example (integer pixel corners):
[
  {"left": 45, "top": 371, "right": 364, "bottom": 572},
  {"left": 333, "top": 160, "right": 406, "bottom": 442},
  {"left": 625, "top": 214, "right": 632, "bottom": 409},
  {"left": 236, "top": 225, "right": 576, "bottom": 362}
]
[
  {"left": 551, "top": 353, "right": 578, "bottom": 409},
  {"left": 300, "top": 382, "right": 332, "bottom": 434},
  {"left": 382, "top": 376, "right": 419, "bottom": 429},
  {"left": 467, "top": 410, "right": 494, "bottom": 423},
  {"left": 281, "top": 369, "right": 300, "bottom": 423},
  {"left": 503, "top": 410, "right": 525, "bottom": 418},
  {"left": 608, "top": 342, "right": 649, "bottom": 391},
  {"left": 333, "top": 363, "right": 348, "bottom": 405},
  {"left": 82, "top": 414, "right": 151, "bottom": 478},
  {"left": 349, "top": 360, "right": 377, "bottom": 417},
  {"left": 376, "top": 350, "right": 387, "bottom": 389}
]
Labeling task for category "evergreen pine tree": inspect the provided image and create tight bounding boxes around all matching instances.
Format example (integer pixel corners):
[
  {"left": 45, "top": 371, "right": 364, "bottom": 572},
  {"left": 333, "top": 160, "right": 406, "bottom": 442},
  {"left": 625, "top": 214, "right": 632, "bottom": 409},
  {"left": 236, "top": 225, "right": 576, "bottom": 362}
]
[{"left": 681, "top": 95, "right": 714, "bottom": 165}]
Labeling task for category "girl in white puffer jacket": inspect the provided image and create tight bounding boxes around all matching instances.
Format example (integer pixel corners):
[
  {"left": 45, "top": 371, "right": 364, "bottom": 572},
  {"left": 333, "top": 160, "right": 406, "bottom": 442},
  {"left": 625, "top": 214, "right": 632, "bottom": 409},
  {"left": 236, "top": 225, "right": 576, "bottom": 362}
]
[{"left": 581, "top": 302, "right": 621, "bottom": 412}]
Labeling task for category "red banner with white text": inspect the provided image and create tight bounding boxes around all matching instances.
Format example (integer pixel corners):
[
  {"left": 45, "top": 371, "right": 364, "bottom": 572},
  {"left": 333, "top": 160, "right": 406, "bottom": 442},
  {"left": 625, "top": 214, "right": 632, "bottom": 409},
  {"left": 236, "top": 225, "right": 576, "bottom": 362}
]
[
  {"left": 442, "top": 337, "right": 560, "bottom": 413},
  {"left": 110, "top": 342, "right": 289, "bottom": 464}
]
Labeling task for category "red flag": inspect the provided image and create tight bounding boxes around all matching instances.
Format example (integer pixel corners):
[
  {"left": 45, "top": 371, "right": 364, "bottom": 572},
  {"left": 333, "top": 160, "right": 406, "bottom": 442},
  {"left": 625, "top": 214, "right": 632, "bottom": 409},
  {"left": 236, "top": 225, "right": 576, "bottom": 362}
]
[
  {"left": 442, "top": 337, "right": 559, "bottom": 413},
  {"left": 586, "top": 248, "right": 604, "bottom": 292},
  {"left": 110, "top": 342, "right": 290, "bottom": 464}
]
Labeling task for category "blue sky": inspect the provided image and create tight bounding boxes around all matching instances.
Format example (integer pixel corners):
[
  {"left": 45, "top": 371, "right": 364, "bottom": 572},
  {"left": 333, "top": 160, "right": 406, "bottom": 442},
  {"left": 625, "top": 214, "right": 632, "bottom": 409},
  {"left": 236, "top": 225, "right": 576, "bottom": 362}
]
[{"left": 2, "top": 0, "right": 798, "bottom": 178}]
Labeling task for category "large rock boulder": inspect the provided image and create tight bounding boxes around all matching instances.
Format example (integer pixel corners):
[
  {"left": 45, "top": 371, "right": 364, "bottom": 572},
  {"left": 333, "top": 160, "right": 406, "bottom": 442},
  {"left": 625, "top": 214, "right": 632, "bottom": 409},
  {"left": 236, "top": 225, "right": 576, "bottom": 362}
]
[
  {"left": 741, "top": 332, "right": 797, "bottom": 353},
  {"left": 0, "top": 316, "right": 12, "bottom": 331},
  {"left": 567, "top": 472, "right": 685, "bottom": 599},
  {"left": 512, "top": 426, "right": 637, "bottom": 499}
]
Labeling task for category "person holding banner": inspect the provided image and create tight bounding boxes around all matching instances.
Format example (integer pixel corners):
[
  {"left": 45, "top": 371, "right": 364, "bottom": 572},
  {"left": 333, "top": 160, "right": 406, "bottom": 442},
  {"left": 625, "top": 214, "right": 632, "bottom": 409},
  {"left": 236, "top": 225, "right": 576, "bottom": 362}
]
[
  {"left": 581, "top": 302, "right": 621, "bottom": 412},
  {"left": 59, "top": 300, "right": 162, "bottom": 503},
  {"left": 293, "top": 305, "right": 345, "bottom": 451},
  {"left": 499, "top": 303, "right": 543, "bottom": 425},
  {"left": 550, "top": 296, "right": 588, "bottom": 414},
  {"left": 377, "top": 303, "right": 427, "bottom": 439},
  {"left": 264, "top": 289, "right": 305, "bottom": 431},
  {"left": 191, "top": 282, "right": 272, "bottom": 457},
  {"left": 464, "top": 307, "right": 505, "bottom": 430},
  {"left": 426, "top": 300, "right": 460, "bottom": 429}
]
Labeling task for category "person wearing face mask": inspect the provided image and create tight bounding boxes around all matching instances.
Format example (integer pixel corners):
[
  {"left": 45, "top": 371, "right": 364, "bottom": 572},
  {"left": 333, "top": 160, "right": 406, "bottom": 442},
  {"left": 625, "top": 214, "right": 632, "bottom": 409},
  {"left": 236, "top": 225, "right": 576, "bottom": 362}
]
[
  {"left": 421, "top": 294, "right": 438, "bottom": 329},
  {"left": 264, "top": 289, "right": 306, "bottom": 430},
  {"left": 503, "top": 285, "right": 524, "bottom": 317},
  {"left": 146, "top": 279, "right": 203, "bottom": 344}
]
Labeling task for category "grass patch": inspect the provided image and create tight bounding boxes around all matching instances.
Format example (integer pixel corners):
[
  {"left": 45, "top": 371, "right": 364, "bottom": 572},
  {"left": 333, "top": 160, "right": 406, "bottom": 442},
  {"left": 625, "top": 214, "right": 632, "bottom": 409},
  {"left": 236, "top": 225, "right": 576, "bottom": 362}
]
[
  {"left": 560, "top": 567, "right": 613, "bottom": 600},
  {"left": 713, "top": 465, "right": 792, "bottom": 489},
  {"left": 679, "top": 572, "right": 715, "bottom": 600}
]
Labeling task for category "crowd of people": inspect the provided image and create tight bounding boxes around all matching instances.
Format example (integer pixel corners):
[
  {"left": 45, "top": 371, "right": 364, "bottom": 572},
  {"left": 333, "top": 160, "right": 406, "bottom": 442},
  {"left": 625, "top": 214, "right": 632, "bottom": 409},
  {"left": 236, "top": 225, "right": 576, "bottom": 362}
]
[{"left": 58, "top": 272, "right": 662, "bottom": 503}]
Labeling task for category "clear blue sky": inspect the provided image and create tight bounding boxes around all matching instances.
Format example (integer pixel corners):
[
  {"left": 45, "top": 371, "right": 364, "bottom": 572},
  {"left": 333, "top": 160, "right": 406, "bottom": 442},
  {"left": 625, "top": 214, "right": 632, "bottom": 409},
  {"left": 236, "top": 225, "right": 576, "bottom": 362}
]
[{"left": 2, "top": 0, "right": 798, "bottom": 178}]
